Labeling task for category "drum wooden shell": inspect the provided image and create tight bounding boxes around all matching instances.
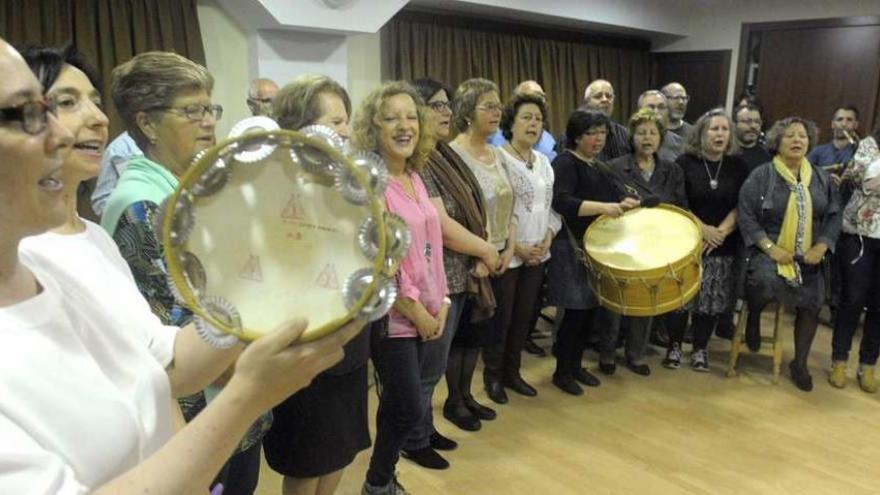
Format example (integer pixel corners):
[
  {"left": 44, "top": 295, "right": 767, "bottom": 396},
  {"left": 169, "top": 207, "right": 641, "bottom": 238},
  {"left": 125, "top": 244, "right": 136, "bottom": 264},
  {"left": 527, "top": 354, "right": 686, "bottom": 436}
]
[
  {"left": 160, "top": 128, "right": 391, "bottom": 343},
  {"left": 583, "top": 204, "right": 702, "bottom": 317}
]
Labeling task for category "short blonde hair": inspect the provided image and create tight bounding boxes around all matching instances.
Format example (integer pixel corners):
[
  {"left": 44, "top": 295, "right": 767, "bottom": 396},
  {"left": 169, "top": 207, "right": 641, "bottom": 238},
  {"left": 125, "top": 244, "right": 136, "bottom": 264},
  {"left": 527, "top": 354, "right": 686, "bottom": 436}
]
[
  {"left": 272, "top": 74, "right": 351, "bottom": 130},
  {"left": 111, "top": 51, "right": 213, "bottom": 149},
  {"left": 351, "top": 81, "right": 434, "bottom": 172},
  {"left": 452, "top": 78, "right": 499, "bottom": 135},
  {"left": 685, "top": 107, "right": 740, "bottom": 157}
]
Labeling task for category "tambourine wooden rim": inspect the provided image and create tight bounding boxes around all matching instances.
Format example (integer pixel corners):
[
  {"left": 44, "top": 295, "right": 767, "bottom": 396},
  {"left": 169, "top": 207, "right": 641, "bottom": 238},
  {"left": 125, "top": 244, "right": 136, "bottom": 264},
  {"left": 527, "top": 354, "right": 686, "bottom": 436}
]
[
  {"left": 583, "top": 203, "right": 703, "bottom": 316},
  {"left": 161, "top": 128, "right": 388, "bottom": 342}
]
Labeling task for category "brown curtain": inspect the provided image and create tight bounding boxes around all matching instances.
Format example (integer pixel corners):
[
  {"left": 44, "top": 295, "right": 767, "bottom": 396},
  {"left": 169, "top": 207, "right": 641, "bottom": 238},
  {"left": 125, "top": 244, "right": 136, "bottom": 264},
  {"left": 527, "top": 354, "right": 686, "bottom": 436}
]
[
  {"left": 1, "top": 0, "right": 205, "bottom": 220},
  {"left": 384, "top": 11, "right": 651, "bottom": 136}
]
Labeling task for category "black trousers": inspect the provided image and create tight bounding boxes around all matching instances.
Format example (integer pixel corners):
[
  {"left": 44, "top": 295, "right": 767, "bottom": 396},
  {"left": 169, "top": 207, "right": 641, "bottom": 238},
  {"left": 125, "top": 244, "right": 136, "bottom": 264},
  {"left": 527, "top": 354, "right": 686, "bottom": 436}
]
[{"left": 832, "top": 234, "right": 880, "bottom": 365}]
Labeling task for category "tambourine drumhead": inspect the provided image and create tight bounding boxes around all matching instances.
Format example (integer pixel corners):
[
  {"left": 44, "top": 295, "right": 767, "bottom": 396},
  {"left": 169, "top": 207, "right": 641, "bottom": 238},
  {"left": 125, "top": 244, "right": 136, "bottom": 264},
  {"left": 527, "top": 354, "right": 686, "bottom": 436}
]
[
  {"left": 162, "top": 126, "right": 398, "bottom": 342},
  {"left": 584, "top": 204, "right": 702, "bottom": 316}
]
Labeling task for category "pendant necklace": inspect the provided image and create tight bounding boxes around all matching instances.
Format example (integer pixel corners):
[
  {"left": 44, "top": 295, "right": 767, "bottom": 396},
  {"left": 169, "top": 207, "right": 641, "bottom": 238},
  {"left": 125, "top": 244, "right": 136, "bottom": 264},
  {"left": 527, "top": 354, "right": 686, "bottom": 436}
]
[
  {"left": 702, "top": 156, "right": 723, "bottom": 190},
  {"left": 509, "top": 143, "right": 534, "bottom": 169}
]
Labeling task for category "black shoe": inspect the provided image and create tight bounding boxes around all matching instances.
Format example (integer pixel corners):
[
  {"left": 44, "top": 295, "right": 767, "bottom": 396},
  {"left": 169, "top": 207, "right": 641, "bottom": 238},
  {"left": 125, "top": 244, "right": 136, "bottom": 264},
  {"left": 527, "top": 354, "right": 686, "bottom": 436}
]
[
  {"left": 524, "top": 340, "right": 547, "bottom": 357},
  {"left": 745, "top": 318, "right": 761, "bottom": 352},
  {"left": 573, "top": 367, "right": 601, "bottom": 387},
  {"left": 400, "top": 447, "right": 450, "bottom": 470},
  {"left": 626, "top": 360, "right": 651, "bottom": 376},
  {"left": 789, "top": 361, "right": 814, "bottom": 392},
  {"left": 598, "top": 362, "right": 617, "bottom": 376},
  {"left": 552, "top": 373, "right": 583, "bottom": 395},
  {"left": 485, "top": 380, "right": 509, "bottom": 404},
  {"left": 443, "top": 401, "right": 481, "bottom": 431},
  {"left": 503, "top": 376, "right": 537, "bottom": 397},
  {"left": 463, "top": 395, "right": 496, "bottom": 420},
  {"left": 430, "top": 431, "right": 457, "bottom": 451}
]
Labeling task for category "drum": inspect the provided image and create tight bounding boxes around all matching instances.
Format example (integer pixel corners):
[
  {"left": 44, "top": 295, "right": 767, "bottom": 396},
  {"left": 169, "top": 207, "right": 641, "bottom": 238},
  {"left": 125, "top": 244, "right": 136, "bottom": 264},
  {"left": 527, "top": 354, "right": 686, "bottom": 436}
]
[
  {"left": 157, "top": 117, "right": 409, "bottom": 343},
  {"left": 583, "top": 204, "right": 702, "bottom": 316}
]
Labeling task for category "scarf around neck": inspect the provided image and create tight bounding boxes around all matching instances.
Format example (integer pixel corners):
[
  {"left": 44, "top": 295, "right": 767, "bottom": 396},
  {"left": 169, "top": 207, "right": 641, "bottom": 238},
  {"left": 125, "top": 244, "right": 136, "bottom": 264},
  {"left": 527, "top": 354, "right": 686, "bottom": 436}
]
[
  {"left": 772, "top": 156, "right": 813, "bottom": 286},
  {"left": 100, "top": 155, "right": 179, "bottom": 236}
]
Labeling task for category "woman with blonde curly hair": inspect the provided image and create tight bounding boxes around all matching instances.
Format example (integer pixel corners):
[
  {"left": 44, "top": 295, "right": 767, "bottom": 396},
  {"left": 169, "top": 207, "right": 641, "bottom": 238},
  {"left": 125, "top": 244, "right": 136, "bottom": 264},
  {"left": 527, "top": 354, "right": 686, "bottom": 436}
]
[{"left": 352, "top": 81, "right": 448, "bottom": 495}]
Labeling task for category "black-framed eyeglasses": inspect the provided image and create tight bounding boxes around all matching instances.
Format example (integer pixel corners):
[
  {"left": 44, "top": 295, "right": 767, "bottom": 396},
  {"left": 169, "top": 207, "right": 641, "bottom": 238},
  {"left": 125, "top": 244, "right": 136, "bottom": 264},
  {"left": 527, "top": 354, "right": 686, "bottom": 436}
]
[
  {"left": 667, "top": 95, "right": 689, "bottom": 102},
  {"left": 428, "top": 100, "right": 451, "bottom": 112},
  {"left": 247, "top": 97, "right": 273, "bottom": 105},
  {"left": 151, "top": 103, "right": 223, "bottom": 122},
  {"left": 0, "top": 99, "right": 57, "bottom": 135}
]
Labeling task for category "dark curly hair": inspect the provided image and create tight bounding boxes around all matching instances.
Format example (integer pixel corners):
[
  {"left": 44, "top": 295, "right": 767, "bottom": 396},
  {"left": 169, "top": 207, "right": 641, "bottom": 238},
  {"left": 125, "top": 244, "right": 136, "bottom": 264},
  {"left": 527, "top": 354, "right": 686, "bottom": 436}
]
[{"left": 499, "top": 93, "right": 548, "bottom": 141}]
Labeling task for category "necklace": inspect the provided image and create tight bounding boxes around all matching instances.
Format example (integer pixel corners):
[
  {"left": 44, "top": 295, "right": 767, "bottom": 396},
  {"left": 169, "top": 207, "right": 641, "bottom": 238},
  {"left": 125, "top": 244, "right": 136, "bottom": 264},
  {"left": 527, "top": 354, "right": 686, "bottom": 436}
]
[
  {"left": 702, "top": 156, "right": 723, "bottom": 190},
  {"left": 570, "top": 149, "right": 595, "bottom": 166},
  {"left": 509, "top": 142, "right": 533, "bottom": 169}
]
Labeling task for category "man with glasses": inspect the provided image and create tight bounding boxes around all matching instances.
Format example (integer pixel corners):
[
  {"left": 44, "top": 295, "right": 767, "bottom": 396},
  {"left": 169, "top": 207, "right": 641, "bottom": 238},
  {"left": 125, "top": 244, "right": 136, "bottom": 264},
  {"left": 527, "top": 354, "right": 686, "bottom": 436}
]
[
  {"left": 488, "top": 80, "right": 556, "bottom": 160},
  {"left": 734, "top": 103, "right": 771, "bottom": 172},
  {"left": 638, "top": 89, "right": 684, "bottom": 162},
  {"left": 661, "top": 82, "right": 693, "bottom": 139},
  {"left": 246, "top": 78, "right": 279, "bottom": 117}
]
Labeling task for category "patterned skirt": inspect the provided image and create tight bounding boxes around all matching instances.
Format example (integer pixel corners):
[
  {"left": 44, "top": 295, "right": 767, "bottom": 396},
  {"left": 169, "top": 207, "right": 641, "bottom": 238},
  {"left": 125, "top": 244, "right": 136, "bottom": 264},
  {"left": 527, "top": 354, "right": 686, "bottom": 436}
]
[{"left": 687, "top": 255, "right": 735, "bottom": 315}]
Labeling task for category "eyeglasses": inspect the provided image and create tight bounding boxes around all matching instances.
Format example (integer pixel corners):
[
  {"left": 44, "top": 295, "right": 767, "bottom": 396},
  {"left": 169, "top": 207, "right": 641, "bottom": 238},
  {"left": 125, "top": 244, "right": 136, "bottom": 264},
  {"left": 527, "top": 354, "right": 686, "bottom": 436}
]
[
  {"left": 0, "top": 98, "right": 57, "bottom": 135},
  {"left": 247, "top": 97, "right": 273, "bottom": 105},
  {"left": 667, "top": 95, "right": 689, "bottom": 102},
  {"left": 477, "top": 102, "right": 503, "bottom": 112},
  {"left": 152, "top": 103, "right": 223, "bottom": 122},
  {"left": 428, "top": 100, "right": 451, "bottom": 112}
]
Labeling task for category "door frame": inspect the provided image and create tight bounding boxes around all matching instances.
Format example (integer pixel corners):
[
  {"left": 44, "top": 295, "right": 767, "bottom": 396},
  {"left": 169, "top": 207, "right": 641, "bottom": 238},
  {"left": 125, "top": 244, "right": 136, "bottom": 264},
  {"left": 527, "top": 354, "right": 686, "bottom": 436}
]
[{"left": 734, "top": 16, "right": 880, "bottom": 101}]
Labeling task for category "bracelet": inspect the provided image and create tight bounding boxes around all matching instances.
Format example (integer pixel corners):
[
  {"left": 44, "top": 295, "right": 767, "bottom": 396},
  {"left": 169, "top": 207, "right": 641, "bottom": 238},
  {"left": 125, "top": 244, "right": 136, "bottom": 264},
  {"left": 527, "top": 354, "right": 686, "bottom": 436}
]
[{"left": 760, "top": 240, "right": 774, "bottom": 251}]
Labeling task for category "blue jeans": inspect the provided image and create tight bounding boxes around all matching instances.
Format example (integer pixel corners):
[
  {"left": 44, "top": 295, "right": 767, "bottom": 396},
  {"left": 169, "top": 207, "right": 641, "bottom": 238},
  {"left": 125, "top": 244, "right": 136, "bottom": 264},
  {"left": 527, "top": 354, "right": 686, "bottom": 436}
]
[
  {"left": 403, "top": 293, "right": 466, "bottom": 451},
  {"left": 366, "top": 328, "right": 426, "bottom": 487}
]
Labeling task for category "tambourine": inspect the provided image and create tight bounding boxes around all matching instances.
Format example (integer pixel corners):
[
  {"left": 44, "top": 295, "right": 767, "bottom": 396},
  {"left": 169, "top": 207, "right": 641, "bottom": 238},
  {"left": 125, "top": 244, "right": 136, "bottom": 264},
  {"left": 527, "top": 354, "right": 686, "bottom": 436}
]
[{"left": 157, "top": 117, "right": 409, "bottom": 343}]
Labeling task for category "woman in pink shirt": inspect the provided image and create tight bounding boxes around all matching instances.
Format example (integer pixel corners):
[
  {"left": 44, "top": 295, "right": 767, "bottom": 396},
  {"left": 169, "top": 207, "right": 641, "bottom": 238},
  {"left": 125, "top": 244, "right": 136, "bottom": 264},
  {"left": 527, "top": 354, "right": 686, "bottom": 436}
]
[{"left": 352, "top": 81, "right": 449, "bottom": 495}]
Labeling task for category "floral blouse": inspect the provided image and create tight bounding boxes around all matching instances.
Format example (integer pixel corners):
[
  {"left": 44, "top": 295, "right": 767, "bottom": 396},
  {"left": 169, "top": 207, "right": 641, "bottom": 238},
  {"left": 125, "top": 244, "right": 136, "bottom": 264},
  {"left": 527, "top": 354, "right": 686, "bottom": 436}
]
[
  {"left": 112, "top": 200, "right": 271, "bottom": 451},
  {"left": 842, "top": 136, "right": 880, "bottom": 239}
]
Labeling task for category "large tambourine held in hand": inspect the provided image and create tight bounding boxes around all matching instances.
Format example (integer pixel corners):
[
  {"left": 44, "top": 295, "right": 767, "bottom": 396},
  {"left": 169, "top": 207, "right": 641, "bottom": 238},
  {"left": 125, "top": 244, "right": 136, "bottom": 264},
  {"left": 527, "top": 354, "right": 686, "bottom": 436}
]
[{"left": 157, "top": 117, "right": 409, "bottom": 343}]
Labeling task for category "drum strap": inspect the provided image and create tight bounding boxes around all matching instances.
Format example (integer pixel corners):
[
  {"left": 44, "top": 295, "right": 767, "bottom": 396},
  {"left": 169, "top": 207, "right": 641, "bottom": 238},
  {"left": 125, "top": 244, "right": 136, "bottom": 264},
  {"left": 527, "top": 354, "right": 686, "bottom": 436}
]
[{"left": 561, "top": 217, "right": 591, "bottom": 270}]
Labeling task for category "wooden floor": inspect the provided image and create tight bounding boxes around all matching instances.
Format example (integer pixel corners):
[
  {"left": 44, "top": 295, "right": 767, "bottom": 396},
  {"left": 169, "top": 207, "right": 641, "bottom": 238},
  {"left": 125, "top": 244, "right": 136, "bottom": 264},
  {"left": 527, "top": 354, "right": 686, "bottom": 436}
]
[{"left": 255, "top": 311, "right": 880, "bottom": 495}]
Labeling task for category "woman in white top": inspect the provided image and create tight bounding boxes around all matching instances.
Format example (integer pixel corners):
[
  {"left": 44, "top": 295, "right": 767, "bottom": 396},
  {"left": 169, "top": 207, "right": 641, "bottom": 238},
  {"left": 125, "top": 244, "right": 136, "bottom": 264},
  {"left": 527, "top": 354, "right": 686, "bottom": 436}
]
[
  {"left": 448, "top": 78, "right": 518, "bottom": 409},
  {"left": 0, "top": 38, "right": 359, "bottom": 494},
  {"left": 496, "top": 93, "right": 560, "bottom": 397}
]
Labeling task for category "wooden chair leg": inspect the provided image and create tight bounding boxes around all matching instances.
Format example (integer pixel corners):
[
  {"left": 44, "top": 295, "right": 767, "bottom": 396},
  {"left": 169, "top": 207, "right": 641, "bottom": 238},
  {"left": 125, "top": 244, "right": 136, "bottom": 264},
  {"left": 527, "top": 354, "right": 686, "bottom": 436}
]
[
  {"left": 727, "top": 304, "right": 748, "bottom": 377},
  {"left": 771, "top": 303, "right": 785, "bottom": 384}
]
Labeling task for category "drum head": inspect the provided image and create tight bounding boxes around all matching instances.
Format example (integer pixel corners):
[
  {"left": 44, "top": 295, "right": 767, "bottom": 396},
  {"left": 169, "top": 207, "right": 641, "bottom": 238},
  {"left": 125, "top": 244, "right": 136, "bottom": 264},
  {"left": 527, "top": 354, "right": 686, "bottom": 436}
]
[
  {"left": 583, "top": 204, "right": 703, "bottom": 316},
  {"left": 585, "top": 206, "right": 701, "bottom": 271},
  {"left": 161, "top": 124, "right": 403, "bottom": 342}
]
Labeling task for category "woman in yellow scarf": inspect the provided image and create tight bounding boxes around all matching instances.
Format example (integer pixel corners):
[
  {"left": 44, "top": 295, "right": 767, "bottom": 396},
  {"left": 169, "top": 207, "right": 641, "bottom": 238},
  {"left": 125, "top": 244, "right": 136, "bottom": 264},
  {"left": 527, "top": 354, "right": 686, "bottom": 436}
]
[{"left": 738, "top": 117, "right": 841, "bottom": 391}]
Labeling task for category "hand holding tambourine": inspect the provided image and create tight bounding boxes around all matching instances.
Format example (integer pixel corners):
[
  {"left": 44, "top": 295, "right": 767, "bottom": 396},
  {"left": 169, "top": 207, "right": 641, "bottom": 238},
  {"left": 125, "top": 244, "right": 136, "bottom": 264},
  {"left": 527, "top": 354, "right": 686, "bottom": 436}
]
[{"left": 156, "top": 117, "right": 410, "bottom": 345}]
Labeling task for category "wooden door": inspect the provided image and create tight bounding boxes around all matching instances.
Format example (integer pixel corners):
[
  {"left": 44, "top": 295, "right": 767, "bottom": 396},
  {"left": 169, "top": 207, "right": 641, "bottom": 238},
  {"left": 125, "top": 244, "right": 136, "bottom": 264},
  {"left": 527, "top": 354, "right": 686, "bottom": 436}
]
[{"left": 652, "top": 50, "right": 732, "bottom": 123}]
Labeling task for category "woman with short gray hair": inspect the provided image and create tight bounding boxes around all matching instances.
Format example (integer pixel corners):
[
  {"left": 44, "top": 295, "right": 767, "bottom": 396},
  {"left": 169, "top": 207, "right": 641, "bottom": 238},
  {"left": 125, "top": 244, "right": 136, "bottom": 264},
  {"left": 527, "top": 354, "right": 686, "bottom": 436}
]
[{"left": 103, "top": 51, "right": 269, "bottom": 495}]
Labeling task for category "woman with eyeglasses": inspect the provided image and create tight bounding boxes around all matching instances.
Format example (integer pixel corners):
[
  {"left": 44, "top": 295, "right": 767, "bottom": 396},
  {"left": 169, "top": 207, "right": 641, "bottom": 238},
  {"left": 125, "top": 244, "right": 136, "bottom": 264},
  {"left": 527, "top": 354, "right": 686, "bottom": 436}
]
[
  {"left": 446, "top": 78, "right": 518, "bottom": 413},
  {"left": 396, "top": 78, "right": 499, "bottom": 468},
  {"left": 99, "top": 51, "right": 269, "bottom": 495},
  {"left": 0, "top": 38, "right": 360, "bottom": 495}
]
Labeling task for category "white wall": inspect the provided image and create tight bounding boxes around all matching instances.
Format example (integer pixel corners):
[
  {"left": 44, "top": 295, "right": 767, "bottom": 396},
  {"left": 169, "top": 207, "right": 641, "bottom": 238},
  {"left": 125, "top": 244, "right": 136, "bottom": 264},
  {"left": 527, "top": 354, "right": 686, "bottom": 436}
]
[
  {"left": 654, "top": 0, "right": 880, "bottom": 109},
  {"left": 198, "top": 0, "right": 383, "bottom": 137},
  {"left": 197, "top": 0, "right": 251, "bottom": 138}
]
